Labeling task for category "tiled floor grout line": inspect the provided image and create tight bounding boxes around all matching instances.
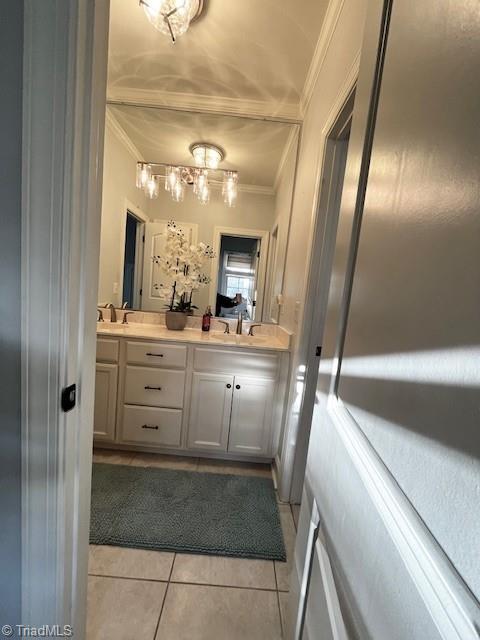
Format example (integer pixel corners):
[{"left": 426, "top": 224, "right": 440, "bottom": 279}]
[
  {"left": 88, "top": 571, "right": 282, "bottom": 593},
  {"left": 273, "top": 561, "right": 285, "bottom": 637},
  {"left": 152, "top": 553, "right": 176, "bottom": 640}
]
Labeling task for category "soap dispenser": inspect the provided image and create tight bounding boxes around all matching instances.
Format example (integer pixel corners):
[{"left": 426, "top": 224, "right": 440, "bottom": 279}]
[{"left": 202, "top": 306, "right": 212, "bottom": 332}]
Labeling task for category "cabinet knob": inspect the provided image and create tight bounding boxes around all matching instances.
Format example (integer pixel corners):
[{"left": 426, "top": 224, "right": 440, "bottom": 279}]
[
  {"left": 235, "top": 384, "right": 241, "bottom": 390},
  {"left": 226, "top": 383, "right": 232, "bottom": 389}
]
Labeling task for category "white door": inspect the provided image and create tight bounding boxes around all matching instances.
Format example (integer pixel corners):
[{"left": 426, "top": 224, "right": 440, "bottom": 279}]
[
  {"left": 228, "top": 376, "right": 274, "bottom": 456},
  {"left": 188, "top": 373, "right": 234, "bottom": 451},
  {"left": 93, "top": 364, "right": 118, "bottom": 442},
  {"left": 292, "top": 0, "right": 480, "bottom": 637},
  {"left": 141, "top": 220, "right": 198, "bottom": 311}
]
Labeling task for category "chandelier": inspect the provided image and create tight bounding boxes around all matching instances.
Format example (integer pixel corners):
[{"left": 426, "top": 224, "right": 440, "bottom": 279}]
[
  {"left": 139, "top": 0, "right": 204, "bottom": 43},
  {"left": 136, "top": 143, "right": 239, "bottom": 207}
]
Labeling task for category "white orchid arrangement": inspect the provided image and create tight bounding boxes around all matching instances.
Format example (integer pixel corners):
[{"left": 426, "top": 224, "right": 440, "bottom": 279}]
[{"left": 152, "top": 221, "right": 215, "bottom": 312}]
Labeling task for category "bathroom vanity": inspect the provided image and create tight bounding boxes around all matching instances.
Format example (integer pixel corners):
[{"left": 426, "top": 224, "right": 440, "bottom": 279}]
[{"left": 94, "top": 322, "right": 290, "bottom": 462}]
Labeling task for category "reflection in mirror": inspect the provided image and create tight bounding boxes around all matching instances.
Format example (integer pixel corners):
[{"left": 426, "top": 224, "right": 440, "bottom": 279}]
[{"left": 98, "top": 104, "right": 299, "bottom": 322}]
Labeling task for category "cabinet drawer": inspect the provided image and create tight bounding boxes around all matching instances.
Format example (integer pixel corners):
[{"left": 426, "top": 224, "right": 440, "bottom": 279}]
[
  {"left": 122, "top": 405, "right": 182, "bottom": 447},
  {"left": 126, "top": 341, "right": 187, "bottom": 368},
  {"left": 96, "top": 338, "right": 119, "bottom": 363},
  {"left": 193, "top": 347, "right": 279, "bottom": 378},
  {"left": 124, "top": 366, "right": 185, "bottom": 408}
]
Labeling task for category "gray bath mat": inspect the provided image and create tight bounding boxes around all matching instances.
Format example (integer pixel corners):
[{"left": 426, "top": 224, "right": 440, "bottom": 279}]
[{"left": 90, "top": 463, "right": 286, "bottom": 561}]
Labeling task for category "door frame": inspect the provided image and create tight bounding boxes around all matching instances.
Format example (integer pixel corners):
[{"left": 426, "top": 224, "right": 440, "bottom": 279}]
[
  {"left": 22, "top": 0, "right": 109, "bottom": 633},
  {"left": 208, "top": 226, "right": 270, "bottom": 321},
  {"left": 277, "top": 61, "right": 359, "bottom": 503},
  {"left": 118, "top": 198, "right": 148, "bottom": 308}
]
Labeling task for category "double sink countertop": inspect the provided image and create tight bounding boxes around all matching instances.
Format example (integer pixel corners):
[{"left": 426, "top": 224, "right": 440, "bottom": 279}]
[{"left": 97, "top": 322, "right": 291, "bottom": 352}]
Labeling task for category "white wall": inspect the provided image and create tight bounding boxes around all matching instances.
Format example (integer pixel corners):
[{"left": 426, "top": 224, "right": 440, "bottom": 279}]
[
  {"left": 98, "top": 119, "right": 150, "bottom": 307},
  {"left": 266, "top": 132, "right": 298, "bottom": 324},
  {"left": 148, "top": 186, "right": 275, "bottom": 313}
]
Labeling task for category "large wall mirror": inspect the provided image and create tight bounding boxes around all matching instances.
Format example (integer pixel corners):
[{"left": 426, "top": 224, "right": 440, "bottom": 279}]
[{"left": 98, "top": 103, "right": 299, "bottom": 323}]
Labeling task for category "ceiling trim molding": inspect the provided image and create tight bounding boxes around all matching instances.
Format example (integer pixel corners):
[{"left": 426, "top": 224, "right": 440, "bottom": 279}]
[
  {"left": 300, "top": 0, "right": 347, "bottom": 116},
  {"left": 273, "top": 126, "right": 300, "bottom": 192},
  {"left": 238, "top": 183, "right": 275, "bottom": 196},
  {"left": 105, "top": 108, "right": 145, "bottom": 161},
  {"left": 107, "top": 86, "right": 302, "bottom": 123}
]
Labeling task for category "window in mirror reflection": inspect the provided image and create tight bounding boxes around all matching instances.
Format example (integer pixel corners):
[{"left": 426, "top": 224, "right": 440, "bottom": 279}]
[{"left": 216, "top": 235, "right": 261, "bottom": 320}]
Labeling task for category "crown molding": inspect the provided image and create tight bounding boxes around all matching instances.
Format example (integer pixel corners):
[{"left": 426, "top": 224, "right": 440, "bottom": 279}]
[
  {"left": 107, "top": 86, "right": 302, "bottom": 123},
  {"left": 300, "top": 0, "right": 346, "bottom": 116},
  {"left": 273, "top": 126, "right": 300, "bottom": 192},
  {"left": 238, "top": 183, "right": 275, "bottom": 196},
  {"left": 105, "top": 108, "right": 145, "bottom": 161}
]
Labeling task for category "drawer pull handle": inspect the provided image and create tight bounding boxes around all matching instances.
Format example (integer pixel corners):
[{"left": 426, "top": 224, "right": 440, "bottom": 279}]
[
  {"left": 145, "top": 385, "right": 162, "bottom": 391},
  {"left": 141, "top": 424, "right": 159, "bottom": 430},
  {"left": 146, "top": 352, "right": 164, "bottom": 357}
]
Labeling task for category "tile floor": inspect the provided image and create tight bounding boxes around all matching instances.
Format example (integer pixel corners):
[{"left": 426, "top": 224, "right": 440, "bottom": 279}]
[{"left": 88, "top": 449, "right": 298, "bottom": 639}]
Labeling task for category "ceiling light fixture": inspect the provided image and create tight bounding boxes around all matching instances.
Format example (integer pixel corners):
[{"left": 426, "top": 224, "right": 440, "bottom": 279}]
[
  {"left": 190, "top": 142, "right": 224, "bottom": 170},
  {"left": 139, "top": 0, "right": 204, "bottom": 43},
  {"left": 136, "top": 143, "right": 238, "bottom": 207}
]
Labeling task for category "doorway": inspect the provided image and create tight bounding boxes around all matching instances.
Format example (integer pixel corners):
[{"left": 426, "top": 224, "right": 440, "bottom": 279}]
[
  {"left": 209, "top": 226, "right": 270, "bottom": 322},
  {"left": 216, "top": 235, "right": 260, "bottom": 319},
  {"left": 279, "top": 89, "right": 355, "bottom": 504},
  {"left": 122, "top": 211, "right": 144, "bottom": 309}
]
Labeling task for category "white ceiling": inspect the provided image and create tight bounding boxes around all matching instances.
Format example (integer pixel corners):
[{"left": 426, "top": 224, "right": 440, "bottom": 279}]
[
  {"left": 107, "top": 0, "right": 329, "bottom": 114},
  {"left": 108, "top": 104, "right": 297, "bottom": 188},
  {"left": 106, "top": 1, "right": 327, "bottom": 190}
]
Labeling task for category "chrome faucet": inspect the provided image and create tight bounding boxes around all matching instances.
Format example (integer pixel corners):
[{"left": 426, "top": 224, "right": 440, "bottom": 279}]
[
  {"left": 248, "top": 324, "right": 261, "bottom": 336},
  {"left": 236, "top": 312, "right": 244, "bottom": 335},
  {"left": 218, "top": 320, "right": 230, "bottom": 334},
  {"left": 105, "top": 303, "right": 117, "bottom": 323}
]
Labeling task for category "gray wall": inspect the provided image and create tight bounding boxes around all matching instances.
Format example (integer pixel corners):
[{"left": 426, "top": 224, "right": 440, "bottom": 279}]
[{"left": 0, "top": 1, "right": 23, "bottom": 627}]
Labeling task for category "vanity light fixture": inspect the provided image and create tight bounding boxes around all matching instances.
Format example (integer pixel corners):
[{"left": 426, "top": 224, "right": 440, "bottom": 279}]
[
  {"left": 136, "top": 142, "right": 238, "bottom": 207},
  {"left": 139, "top": 0, "right": 205, "bottom": 43}
]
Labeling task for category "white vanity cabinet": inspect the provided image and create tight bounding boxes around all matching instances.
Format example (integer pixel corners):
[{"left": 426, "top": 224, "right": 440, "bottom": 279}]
[
  {"left": 229, "top": 377, "right": 275, "bottom": 456},
  {"left": 94, "top": 335, "right": 288, "bottom": 462},
  {"left": 188, "top": 348, "right": 278, "bottom": 458},
  {"left": 94, "top": 339, "right": 119, "bottom": 442},
  {"left": 188, "top": 373, "right": 234, "bottom": 451}
]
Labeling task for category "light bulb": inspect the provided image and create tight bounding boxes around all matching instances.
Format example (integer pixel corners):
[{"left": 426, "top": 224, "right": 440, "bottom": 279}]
[
  {"left": 198, "top": 183, "right": 210, "bottom": 205},
  {"left": 172, "top": 179, "right": 185, "bottom": 203},
  {"left": 165, "top": 166, "right": 180, "bottom": 192},
  {"left": 222, "top": 171, "right": 238, "bottom": 206},
  {"left": 194, "top": 169, "right": 208, "bottom": 195},
  {"left": 145, "top": 175, "right": 160, "bottom": 199},
  {"left": 136, "top": 162, "right": 152, "bottom": 189}
]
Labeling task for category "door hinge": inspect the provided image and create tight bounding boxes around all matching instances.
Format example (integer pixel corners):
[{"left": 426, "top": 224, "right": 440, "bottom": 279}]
[
  {"left": 315, "top": 346, "right": 322, "bottom": 357},
  {"left": 61, "top": 383, "right": 76, "bottom": 412}
]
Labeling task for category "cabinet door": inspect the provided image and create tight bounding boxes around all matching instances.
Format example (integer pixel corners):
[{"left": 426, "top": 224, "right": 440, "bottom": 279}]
[
  {"left": 187, "top": 373, "right": 234, "bottom": 451},
  {"left": 228, "top": 376, "right": 275, "bottom": 456},
  {"left": 94, "top": 363, "right": 118, "bottom": 442}
]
